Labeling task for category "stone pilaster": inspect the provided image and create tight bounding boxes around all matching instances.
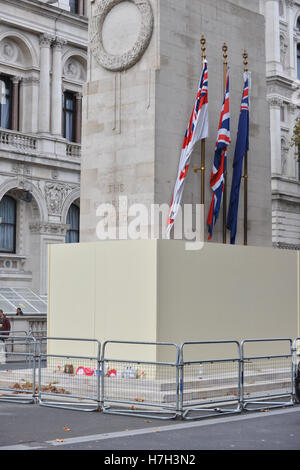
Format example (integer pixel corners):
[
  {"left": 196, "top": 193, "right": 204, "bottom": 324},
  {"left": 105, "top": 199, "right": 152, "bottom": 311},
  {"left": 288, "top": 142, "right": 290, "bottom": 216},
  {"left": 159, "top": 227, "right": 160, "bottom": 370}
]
[
  {"left": 265, "top": 0, "right": 281, "bottom": 75},
  {"left": 268, "top": 96, "right": 283, "bottom": 175},
  {"left": 11, "top": 76, "right": 21, "bottom": 131},
  {"left": 38, "top": 33, "right": 53, "bottom": 134},
  {"left": 51, "top": 37, "right": 67, "bottom": 136}
]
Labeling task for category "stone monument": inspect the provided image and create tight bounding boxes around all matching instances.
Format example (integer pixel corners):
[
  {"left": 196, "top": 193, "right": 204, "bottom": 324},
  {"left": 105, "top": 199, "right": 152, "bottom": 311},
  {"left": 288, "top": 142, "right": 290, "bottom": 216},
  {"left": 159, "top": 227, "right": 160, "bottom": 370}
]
[
  {"left": 47, "top": 0, "right": 300, "bottom": 359},
  {"left": 81, "top": 0, "right": 272, "bottom": 247}
]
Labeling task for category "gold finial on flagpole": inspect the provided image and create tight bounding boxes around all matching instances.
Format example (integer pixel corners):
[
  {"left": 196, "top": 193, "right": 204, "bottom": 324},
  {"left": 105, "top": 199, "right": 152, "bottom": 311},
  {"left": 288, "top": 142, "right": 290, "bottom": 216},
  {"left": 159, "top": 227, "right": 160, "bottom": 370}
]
[
  {"left": 222, "top": 43, "right": 228, "bottom": 68},
  {"left": 243, "top": 50, "right": 248, "bottom": 72},
  {"left": 200, "top": 35, "right": 206, "bottom": 62}
]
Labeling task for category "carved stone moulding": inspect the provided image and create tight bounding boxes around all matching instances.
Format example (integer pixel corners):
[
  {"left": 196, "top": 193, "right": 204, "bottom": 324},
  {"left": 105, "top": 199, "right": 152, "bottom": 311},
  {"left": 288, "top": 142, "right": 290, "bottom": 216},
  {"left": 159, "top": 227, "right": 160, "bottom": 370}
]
[{"left": 90, "top": 0, "right": 154, "bottom": 72}]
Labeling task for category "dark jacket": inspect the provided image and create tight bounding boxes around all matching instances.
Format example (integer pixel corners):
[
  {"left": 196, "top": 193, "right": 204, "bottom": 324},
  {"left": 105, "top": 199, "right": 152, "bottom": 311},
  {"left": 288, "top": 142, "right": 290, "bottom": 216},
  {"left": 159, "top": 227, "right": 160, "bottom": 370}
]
[{"left": 0, "top": 315, "right": 11, "bottom": 339}]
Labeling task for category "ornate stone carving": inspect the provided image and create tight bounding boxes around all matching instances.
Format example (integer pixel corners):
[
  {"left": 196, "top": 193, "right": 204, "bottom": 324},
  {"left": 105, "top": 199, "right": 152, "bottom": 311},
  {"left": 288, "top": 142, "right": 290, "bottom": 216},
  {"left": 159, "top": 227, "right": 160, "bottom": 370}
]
[
  {"left": 53, "top": 37, "right": 67, "bottom": 50},
  {"left": 285, "top": 0, "right": 294, "bottom": 9},
  {"left": 39, "top": 33, "right": 54, "bottom": 48},
  {"left": 29, "top": 221, "right": 69, "bottom": 235},
  {"left": 280, "top": 34, "right": 288, "bottom": 69},
  {"left": 267, "top": 95, "right": 284, "bottom": 108},
  {"left": 90, "top": 0, "right": 154, "bottom": 72},
  {"left": 45, "top": 182, "right": 77, "bottom": 215},
  {"left": 64, "top": 58, "right": 82, "bottom": 80},
  {"left": 0, "top": 40, "right": 17, "bottom": 62}
]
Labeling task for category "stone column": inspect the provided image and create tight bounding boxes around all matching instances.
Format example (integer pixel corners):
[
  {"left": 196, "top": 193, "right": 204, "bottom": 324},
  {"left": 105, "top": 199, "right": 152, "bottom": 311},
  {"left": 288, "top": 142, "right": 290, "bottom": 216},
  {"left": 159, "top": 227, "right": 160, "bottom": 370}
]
[
  {"left": 78, "top": 0, "right": 84, "bottom": 16},
  {"left": 265, "top": 0, "right": 281, "bottom": 75},
  {"left": 11, "top": 76, "right": 20, "bottom": 131},
  {"left": 286, "top": 0, "right": 296, "bottom": 77},
  {"left": 75, "top": 92, "right": 82, "bottom": 144},
  {"left": 51, "top": 37, "right": 66, "bottom": 137},
  {"left": 38, "top": 34, "right": 53, "bottom": 134},
  {"left": 268, "top": 96, "right": 283, "bottom": 175}
]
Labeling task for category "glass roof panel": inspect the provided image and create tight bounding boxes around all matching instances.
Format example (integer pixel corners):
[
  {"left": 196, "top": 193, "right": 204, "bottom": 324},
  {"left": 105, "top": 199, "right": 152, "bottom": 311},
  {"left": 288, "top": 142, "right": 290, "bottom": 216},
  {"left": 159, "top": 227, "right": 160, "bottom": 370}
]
[{"left": 0, "top": 288, "right": 48, "bottom": 314}]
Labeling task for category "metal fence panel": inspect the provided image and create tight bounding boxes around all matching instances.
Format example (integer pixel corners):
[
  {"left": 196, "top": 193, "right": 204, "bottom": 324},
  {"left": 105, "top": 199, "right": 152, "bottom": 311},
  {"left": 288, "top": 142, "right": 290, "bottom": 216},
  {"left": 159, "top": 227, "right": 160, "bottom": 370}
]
[
  {"left": 292, "top": 338, "right": 300, "bottom": 403},
  {"left": 0, "top": 334, "right": 37, "bottom": 404},
  {"left": 180, "top": 341, "right": 242, "bottom": 420},
  {"left": 29, "top": 330, "right": 47, "bottom": 354},
  {"left": 241, "top": 338, "right": 294, "bottom": 411},
  {"left": 101, "top": 341, "right": 180, "bottom": 419},
  {"left": 37, "top": 337, "right": 101, "bottom": 412}
]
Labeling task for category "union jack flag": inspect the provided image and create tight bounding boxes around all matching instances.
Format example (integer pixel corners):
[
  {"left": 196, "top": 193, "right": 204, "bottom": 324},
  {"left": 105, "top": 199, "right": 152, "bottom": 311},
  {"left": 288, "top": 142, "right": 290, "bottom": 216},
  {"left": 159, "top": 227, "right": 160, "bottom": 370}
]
[
  {"left": 207, "top": 70, "right": 231, "bottom": 240},
  {"left": 166, "top": 60, "right": 209, "bottom": 237}
]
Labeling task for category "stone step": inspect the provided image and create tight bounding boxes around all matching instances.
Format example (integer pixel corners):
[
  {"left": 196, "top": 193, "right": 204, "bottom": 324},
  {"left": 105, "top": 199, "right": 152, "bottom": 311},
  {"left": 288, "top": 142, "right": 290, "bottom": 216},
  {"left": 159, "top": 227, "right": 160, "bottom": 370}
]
[{"left": 0, "top": 367, "right": 293, "bottom": 406}]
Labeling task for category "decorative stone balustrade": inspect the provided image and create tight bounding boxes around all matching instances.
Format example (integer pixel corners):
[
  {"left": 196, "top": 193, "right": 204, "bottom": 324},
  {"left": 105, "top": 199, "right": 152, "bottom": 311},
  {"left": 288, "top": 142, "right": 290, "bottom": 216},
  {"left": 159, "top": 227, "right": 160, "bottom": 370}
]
[
  {"left": 0, "top": 254, "right": 27, "bottom": 273},
  {"left": 0, "top": 129, "right": 37, "bottom": 154},
  {"left": 66, "top": 143, "right": 81, "bottom": 158}
]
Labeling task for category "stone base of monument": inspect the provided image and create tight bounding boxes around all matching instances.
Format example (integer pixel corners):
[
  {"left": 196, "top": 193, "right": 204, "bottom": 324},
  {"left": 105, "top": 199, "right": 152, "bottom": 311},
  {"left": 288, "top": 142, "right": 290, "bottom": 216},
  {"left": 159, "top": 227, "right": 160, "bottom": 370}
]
[{"left": 47, "top": 240, "right": 299, "bottom": 363}]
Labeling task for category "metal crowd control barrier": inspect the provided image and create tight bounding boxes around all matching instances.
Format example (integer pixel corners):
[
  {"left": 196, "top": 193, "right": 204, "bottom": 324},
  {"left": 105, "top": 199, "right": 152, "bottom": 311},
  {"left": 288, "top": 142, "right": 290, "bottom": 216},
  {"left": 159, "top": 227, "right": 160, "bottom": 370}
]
[
  {"left": 0, "top": 334, "right": 37, "bottom": 404},
  {"left": 101, "top": 341, "right": 181, "bottom": 419},
  {"left": 4, "top": 331, "right": 29, "bottom": 355},
  {"left": 241, "top": 338, "right": 294, "bottom": 411},
  {"left": 180, "top": 341, "right": 242, "bottom": 420},
  {"left": 29, "top": 330, "right": 47, "bottom": 354},
  {"left": 37, "top": 337, "right": 101, "bottom": 412},
  {"left": 292, "top": 338, "right": 300, "bottom": 403}
]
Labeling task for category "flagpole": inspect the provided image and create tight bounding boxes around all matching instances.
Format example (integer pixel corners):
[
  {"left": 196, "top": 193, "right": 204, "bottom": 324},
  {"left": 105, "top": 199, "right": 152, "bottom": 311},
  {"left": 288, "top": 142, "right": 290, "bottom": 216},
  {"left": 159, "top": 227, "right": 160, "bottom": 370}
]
[
  {"left": 200, "top": 35, "right": 206, "bottom": 205},
  {"left": 243, "top": 50, "right": 248, "bottom": 246},
  {"left": 194, "top": 36, "right": 207, "bottom": 206},
  {"left": 222, "top": 42, "right": 228, "bottom": 245}
]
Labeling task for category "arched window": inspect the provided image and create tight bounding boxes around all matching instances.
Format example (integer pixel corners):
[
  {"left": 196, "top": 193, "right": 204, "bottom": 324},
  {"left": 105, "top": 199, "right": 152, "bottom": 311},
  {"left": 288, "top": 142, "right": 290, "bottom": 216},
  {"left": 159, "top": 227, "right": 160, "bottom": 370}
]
[
  {"left": 297, "top": 17, "right": 300, "bottom": 31},
  {"left": 66, "top": 204, "right": 80, "bottom": 243},
  {"left": 297, "top": 44, "right": 300, "bottom": 80},
  {"left": 0, "top": 75, "right": 12, "bottom": 130},
  {"left": 0, "top": 195, "right": 16, "bottom": 253}
]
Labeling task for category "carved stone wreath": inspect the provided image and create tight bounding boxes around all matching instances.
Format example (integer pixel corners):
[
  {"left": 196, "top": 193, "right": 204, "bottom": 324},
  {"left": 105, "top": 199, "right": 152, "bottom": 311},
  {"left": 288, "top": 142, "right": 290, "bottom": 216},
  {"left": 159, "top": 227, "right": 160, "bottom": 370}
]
[{"left": 90, "top": 0, "right": 154, "bottom": 72}]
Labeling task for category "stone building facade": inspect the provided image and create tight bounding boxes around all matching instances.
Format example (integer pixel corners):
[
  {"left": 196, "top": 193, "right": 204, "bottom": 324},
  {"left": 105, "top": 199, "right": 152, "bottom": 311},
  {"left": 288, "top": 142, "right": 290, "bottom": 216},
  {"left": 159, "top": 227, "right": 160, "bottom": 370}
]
[
  {"left": 0, "top": 0, "right": 298, "bottom": 309},
  {"left": 260, "top": 0, "right": 300, "bottom": 250},
  {"left": 0, "top": 0, "right": 88, "bottom": 298}
]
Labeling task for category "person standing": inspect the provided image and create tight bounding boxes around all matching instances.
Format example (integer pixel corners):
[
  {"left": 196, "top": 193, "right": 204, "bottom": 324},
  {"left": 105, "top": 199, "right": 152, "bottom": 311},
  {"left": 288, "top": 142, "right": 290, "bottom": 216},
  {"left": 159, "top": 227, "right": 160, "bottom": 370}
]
[{"left": 0, "top": 309, "right": 11, "bottom": 364}]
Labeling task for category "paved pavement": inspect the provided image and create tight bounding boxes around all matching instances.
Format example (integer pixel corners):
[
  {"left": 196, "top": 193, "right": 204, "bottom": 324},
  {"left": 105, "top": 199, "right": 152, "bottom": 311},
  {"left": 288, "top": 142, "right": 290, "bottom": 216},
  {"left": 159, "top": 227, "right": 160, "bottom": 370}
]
[{"left": 0, "top": 401, "right": 300, "bottom": 452}]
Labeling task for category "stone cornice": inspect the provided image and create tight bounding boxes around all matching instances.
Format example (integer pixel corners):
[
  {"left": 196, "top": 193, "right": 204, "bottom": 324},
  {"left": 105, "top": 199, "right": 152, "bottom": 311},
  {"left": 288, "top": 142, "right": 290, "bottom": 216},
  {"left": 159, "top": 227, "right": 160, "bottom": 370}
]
[
  {"left": 266, "top": 74, "right": 295, "bottom": 89},
  {"left": 1, "top": 0, "right": 88, "bottom": 24},
  {"left": 273, "top": 242, "right": 300, "bottom": 251},
  {"left": 0, "top": 0, "right": 88, "bottom": 49}
]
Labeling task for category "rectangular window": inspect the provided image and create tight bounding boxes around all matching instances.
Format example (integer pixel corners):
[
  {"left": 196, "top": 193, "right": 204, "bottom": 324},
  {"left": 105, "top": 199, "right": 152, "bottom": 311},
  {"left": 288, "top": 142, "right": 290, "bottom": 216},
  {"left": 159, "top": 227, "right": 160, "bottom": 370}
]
[
  {"left": 0, "top": 75, "right": 12, "bottom": 130},
  {"left": 63, "top": 91, "right": 76, "bottom": 142},
  {"left": 297, "top": 45, "right": 300, "bottom": 80},
  {"left": 0, "top": 196, "right": 16, "bottom": 253},
  {"left": 69, "top": 0, "right": 78, "bottom": 14},
  {"left": 66, "top": 204, "right": 80, "bottom": 243}
]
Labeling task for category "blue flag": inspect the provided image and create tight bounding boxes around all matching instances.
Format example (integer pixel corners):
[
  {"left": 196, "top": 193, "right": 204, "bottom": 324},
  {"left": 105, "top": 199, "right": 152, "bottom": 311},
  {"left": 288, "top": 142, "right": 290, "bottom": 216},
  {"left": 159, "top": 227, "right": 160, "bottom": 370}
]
[{"left": 226, "top": 73, "right": 250, "bottom": 245}]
